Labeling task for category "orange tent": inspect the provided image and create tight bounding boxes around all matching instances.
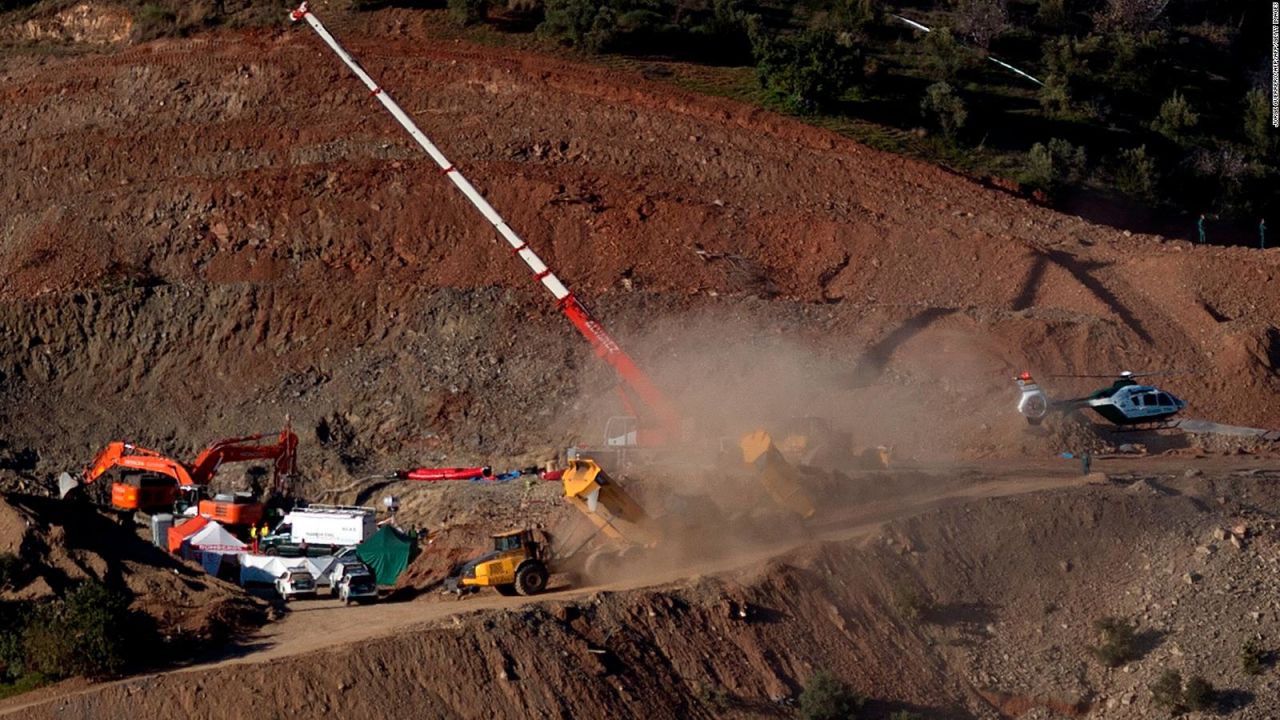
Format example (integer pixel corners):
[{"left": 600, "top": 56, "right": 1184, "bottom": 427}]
[{"left": 167, "top": 515, "right": 210, "bottom": 554}]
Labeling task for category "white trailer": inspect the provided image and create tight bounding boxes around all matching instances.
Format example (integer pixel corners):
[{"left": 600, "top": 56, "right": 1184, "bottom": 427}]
[{"left": 262, "top": 505, "right": 376, "bottom": 555}]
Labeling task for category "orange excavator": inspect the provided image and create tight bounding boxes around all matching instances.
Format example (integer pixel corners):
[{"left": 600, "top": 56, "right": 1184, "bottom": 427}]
[{"left": 59, "top": 426, "right": 299, "bottom": 526}]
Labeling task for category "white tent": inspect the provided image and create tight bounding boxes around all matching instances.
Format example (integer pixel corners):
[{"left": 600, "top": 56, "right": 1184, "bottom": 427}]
[
  {"left": 237, "top": 554, "right": 339, "bottom": 586},
  {"left": 182, "top": 521, "right": 247, "bottom": 573}
]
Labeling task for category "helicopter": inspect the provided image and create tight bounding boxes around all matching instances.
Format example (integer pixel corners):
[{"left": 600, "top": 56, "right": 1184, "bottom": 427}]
[{"left": 1015, "top": 370, "right": 1187, "bottom": 427}]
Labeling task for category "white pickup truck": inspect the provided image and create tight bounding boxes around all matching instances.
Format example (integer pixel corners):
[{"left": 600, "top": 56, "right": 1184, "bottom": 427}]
[
  {"left": 334, "top": 563, "right": 378, "bottom": 605},
  {"left": 275, "top": 568, "right": 318, "bottom": 601}
]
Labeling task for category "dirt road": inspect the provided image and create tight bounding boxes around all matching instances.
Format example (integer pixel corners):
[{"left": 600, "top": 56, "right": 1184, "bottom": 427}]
[{"left": 0, "top": 464, "right": 1093, "bottom": 717}]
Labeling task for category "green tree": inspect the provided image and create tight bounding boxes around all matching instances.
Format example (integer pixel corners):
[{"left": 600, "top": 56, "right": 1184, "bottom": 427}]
[
  {"left": 22, "top": 582, "right": 142, "bottom": 680},
  {"left": 754, "top": 27, "right": 862, "bottom": 114},
  {"left": 921, "top": 27, "right": 969, "bottom": 82},
  {"left": 1023, "top": 139, "right": 1086, "bottom": 195},
  {"left": 1035, "top": 0, "right": 1068, "bottom": 30},
  {"left": 921, "top": 81, "right": 967, "bottom": 138},
  {"left": 540, "top": 0, "right": 664, "bottom": 52},
  {"left": 1151, "top": 90, "right": 1198, "bottom": 143},
  {"left": 799, "top": 669, "right": 864, "bottom": 720},
  {"left": 1113, "top": 145, "right": 1158, "bottom": 201},
  {"left": 448, "top": 0, "right": 490, "bottom": 26},
  {"left": 1244, "top": 89, "right": 1274, "bottom": 157},
  {"left": 1038, "top": 35, "right": 1101, "bottom": 120}
]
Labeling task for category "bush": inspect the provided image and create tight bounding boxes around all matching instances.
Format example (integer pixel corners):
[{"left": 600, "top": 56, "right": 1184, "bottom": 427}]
[
  {"left": 1035, "top": 0, "right": 1068, "bottom": 30},
  {"left": 891, "top": 584, "right": 930, "bottom": 622},
  {"left": 1093, "top": 0, "right": 1169, "bottom": 33},
  {"left": 921, "top": 81, "right": 967, "bottom": 139},
  {"left": 953, "top": 0, "right": 1007, "bottom": 49},
  {"left": 799, "top": 669, "right": 864, "bottom": 720},
  {"left": 133, "top": 3, "right": 178, "bottom": 40},
  {"left": 1022, "top": 138, "right": 1086, "bottom": 195},
  {"left": 448, "top": 0, "right": 490, "bottom": 26},
  {"left": 920, "top": 28, "right": 969, "bottom": 82},
  {"left": 22, "top": 582, "right": 146, "bottom": 680},
  {"left": 1244, "top": 89, "right": 1274, "bottom": 158},
  {"left": 0, "top": 554, "right": 20, "bottom": 591},
  {"left": 754, "top": 27, "right": 862, "bottom": 114},
  {"left": 540, "top": 0, "right": 665, "bottom": 52},
  {"left": 1151, "top": 90, "right": 1198, "bottom": 142},
  {"left": 1151, "top": 669, "right": 1184, "bottom": 710},
  {"left": 1183, "top": 675, "right": 1214, "bottom": 711},
  {"left": 1240, "top": 638, "right": 1266, "bottom": 675},
  {"left": 1114, "top": 145, "right": 1159, "bottom": 201},
  {"left": 1150, "top": 670, "right": 1215, "bottom": 714},
  {"left": 1091, "top": 616, "right": 1137, "bottom": 667}
]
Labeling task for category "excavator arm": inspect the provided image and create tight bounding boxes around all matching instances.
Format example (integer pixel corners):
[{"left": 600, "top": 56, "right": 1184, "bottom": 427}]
[
  {"left": 187, "top": 427, "right": 299, "bottom": 491},
  {"left": 82, "top": 442, "right": 194, "bottom": 487}
]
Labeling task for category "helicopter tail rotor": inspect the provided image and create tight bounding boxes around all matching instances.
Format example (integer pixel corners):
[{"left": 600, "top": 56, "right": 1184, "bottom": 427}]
[{"left": 1015, "top": 371, "right": 1049, "bottom": 424}]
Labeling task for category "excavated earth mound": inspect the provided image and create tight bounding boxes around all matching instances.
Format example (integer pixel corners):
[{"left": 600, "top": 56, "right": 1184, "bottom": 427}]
[
  {"left": 1, "top": 10, "right": 1279, "bottom": 500},
  {"left": 7, "top": 473, "right": 1278, "bottom": 719},
  {"left": 0, "top": 493, "right": 266, "bottom": 641}
]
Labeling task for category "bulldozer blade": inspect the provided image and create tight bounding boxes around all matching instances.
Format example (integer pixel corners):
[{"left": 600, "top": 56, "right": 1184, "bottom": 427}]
[{"left": 58, "top": 472, "right": 81, "bottom": 499}]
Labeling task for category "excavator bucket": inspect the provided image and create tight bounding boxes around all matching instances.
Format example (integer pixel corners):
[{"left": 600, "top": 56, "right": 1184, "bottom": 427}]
[
  {"left": 57, "top": 472, "right": 80, "bottom": 499},
  {"left": 740, "top": 430, "right": 817, "bottom": 519}
]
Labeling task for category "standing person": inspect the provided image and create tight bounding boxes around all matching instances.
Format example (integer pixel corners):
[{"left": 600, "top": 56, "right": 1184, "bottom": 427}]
[
  {"left": 1197, "top": 213, "right": 1206, "bottom": 245},
  {"left": 250, "top": 524, "right": 259, "bottom": 554},
  {"left": 1261, "top": 218, "right": 1267, "bottom": 250},
  {"left": 1081, "top": 451, "right": 1092, "bottom": 476}
]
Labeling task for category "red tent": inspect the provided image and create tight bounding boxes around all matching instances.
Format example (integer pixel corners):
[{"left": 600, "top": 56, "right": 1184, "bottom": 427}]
[{"left": 167, "top": 515, "right": 210, "bottom": 554}]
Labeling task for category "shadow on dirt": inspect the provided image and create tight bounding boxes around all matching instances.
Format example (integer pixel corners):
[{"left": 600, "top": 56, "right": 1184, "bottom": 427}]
[{"left": 850, "top": 307, "right": 957, "bottom": 387}]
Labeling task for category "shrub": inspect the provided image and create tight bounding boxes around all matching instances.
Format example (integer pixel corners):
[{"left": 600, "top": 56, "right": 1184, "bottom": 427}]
[
  {"left": 1091, "top": 616, "right": 1137, "bottom": 667},
  {"left": 754, "top": 27, "right": 862, "bottom": 114},
  {"left": 1114, "top": 145, "right": 1158, "bottom": 201},
  {"left": 1035, "top": 0, "right": 1068, "bottom": 30},
  {"left": 1151, "top": 669, "right": 1184, "bottom": 710},
  {"left": 953, "top": 0, "right": 1007, "bottom": 49},
  {"left": 448, "top": 0, "right": 490, "bottom": 26},
  {"left": 1150, "top": 670, "right": 1215, "bottom": 714},
  {"left": 891, "top": 584, "right": 930, "bottom": 622},
  {"left": 696, "top": 681, "right": 734, "bottom": 710},
  {"left": 22, "top": 582, "right": 145, "bottom": 680},
  {"left": 1240, "top": 638, "right": 1265, "bottom": 675},
  {"left": 1244, "top": 89, "right": 1274, "bottom": 157},
  {"left": 921, "top": 81, "right": 967, "bottom": 139},
  {"left": 133, "top": 3, "right": 178, "bottom": 40},
  {"left": 540, "top": 0, "right": 665, "bottom": 52},
  {"left": 1183, "top": 675, "right": 1214, "bottom": 711},
  {"left": 0, "top": 554, "right": 20, "bottom": 591},
  {"left": 920, "top": 27, "right": 969, "bottom": 82},
  {"left": 1022, "top": 138, "right": 1086, "bottom": 195},
  {"left": 1151, "top": 90, "right": 1198, "bottom": 142},
  {"left": 1093, "top": 0, "right": 1169, "bottom": 33},
  {"left": 799, "top": 669, "right": 864, "bottom": 720},
  {"left": 828, "top": 0, "right": 876, "bottom": 34}
]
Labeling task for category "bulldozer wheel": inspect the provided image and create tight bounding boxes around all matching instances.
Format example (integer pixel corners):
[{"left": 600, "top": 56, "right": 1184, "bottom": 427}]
[
  {"left": 494, "top": 584, "right": 518, "bottom": 596},
  {"left": 514, "top": 561, "right": 549, "bottom": 596}
]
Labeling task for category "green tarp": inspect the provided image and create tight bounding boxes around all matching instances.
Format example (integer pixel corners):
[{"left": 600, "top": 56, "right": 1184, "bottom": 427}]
[{"left": 356, "top": 525, "right": 418, "bottom": 586}]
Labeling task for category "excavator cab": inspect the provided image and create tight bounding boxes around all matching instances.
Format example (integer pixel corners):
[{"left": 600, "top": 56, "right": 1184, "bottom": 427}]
[
  {"left": 456, "top": 529, "right": 550, "bottom": 597},
  {"left": 109, "top": 473, "right": 181, "bottom": 512}
]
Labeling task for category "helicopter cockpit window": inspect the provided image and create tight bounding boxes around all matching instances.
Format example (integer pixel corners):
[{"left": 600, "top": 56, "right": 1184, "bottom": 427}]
[{"left": 1158, "top": 393, "right": 1174, "bottom": 407}]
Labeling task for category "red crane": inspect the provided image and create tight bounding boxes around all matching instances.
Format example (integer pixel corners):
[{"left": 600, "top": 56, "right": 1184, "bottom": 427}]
[{"left": 289, "top": 3, "right": 682, "bottom": 448}]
